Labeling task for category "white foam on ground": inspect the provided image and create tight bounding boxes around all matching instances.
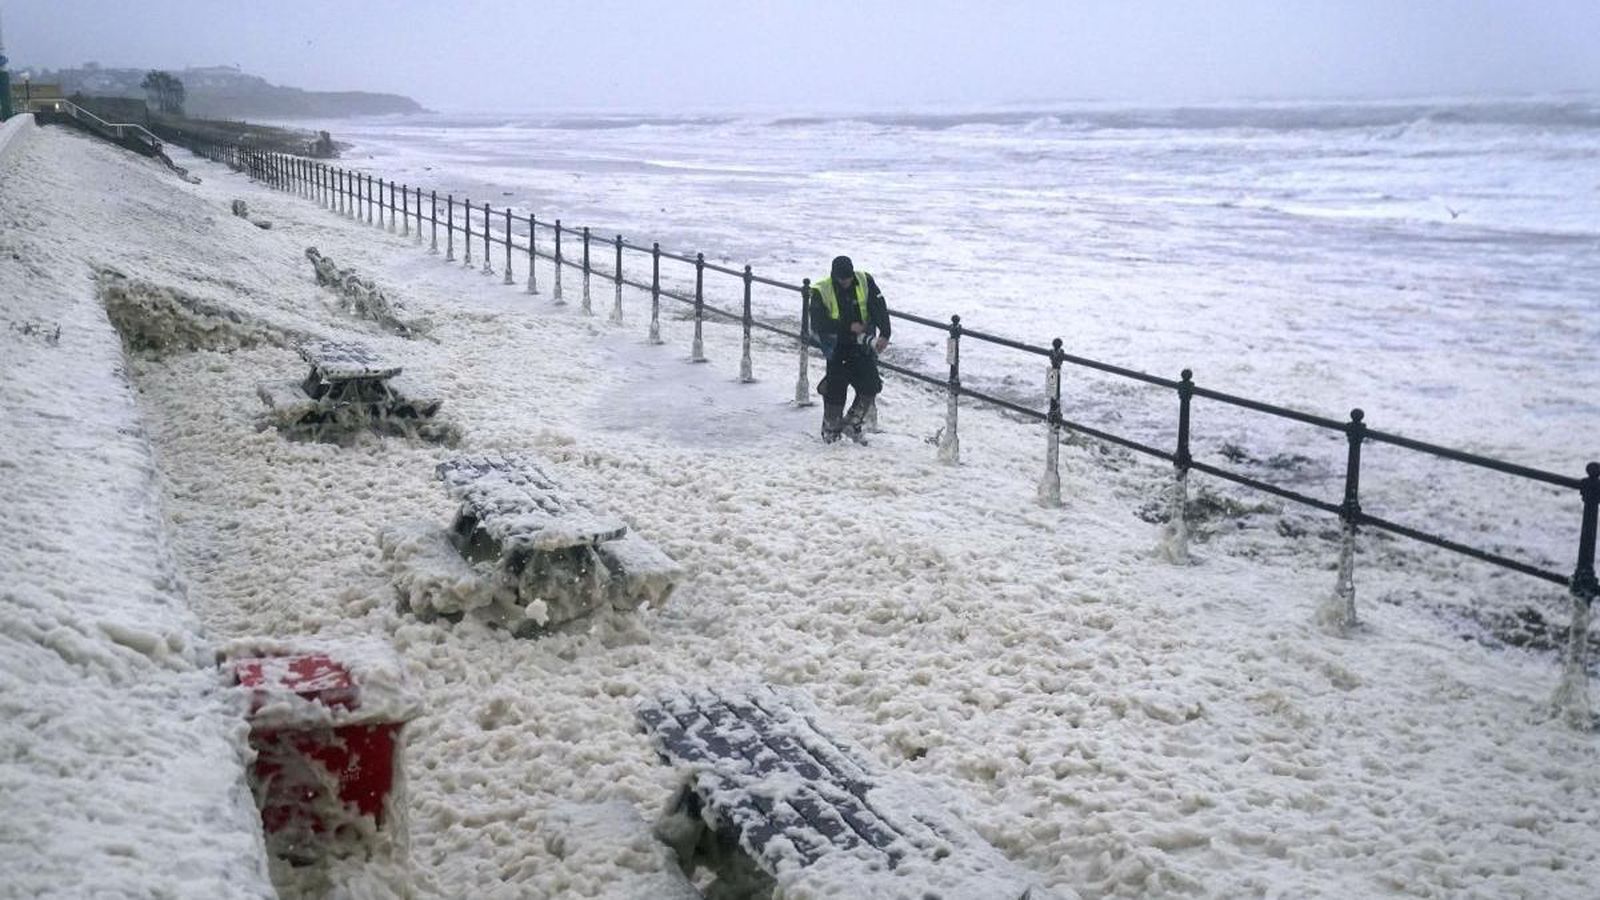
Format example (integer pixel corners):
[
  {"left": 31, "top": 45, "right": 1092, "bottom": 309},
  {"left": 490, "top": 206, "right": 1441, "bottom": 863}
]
[{"left": 1, "top": 121, "right": 1597, "bottom": 898}]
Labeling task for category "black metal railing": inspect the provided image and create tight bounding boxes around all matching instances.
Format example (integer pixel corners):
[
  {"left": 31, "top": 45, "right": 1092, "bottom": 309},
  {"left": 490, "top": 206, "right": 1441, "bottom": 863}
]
[{"left": 160, "top": 132, "right": 1600, "bottom": 644}]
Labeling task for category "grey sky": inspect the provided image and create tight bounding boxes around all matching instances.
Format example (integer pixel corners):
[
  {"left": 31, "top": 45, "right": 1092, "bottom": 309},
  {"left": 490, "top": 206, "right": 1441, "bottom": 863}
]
[{"left": 6, "top": 0, "right": 1598, "bottom": 112}]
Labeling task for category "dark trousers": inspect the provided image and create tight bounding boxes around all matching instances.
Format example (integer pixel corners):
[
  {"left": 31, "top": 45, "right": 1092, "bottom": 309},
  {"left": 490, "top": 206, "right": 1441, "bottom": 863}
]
[{"left": 821, "top": 342, "right": 883, "bottom": 407}]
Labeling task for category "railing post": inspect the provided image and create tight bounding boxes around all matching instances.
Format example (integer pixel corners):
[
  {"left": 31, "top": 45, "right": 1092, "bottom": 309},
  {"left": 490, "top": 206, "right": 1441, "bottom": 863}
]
[
  {"left": 938, "top": 315, "right": 962, "bottom": 464},
  {"left": 610, "top": 235, "right": 625, "bottom": 324},
  {"left": 400, "top": 184, "right": 410, "bottom": 237},
  {"left": 691, "top": 253, "right": 707, "bottom": 362},
  {"left": 1320, "top": 408, "right": 1366, "bottom": 632},
  {"left": 503, "top": 208, "right": 515, "bottom": 284},
  {"left": 387, "top": 180, "right": 397, "bottom": 233},
  {"left": 794, "top": 279, "right": 814, "bottom": 406},
  {"left": 1038, "top": 338, "right": 1065, "bottom": 508},
  {"left": 462, "top": 197, "right": 474, "bottom": 267},
  {"left": 649, "top": 243, "right": 663, "bottom": 344},
  {"left": 335, "top": 168, "right": 344, "bottom": 215},
  {"left": 414, "top": 187, "right": 424, "bottom": 245},
  {"left": 429, "top": 191, "right": 439, "bottom": 254},
  {"left": 482, "top": 202, "right": 493, "bottom": 275},
  {"left": 319, "top": 164, "right": 328, "bottom": 208},
  {"left": 526, "top": 215, "right": 539, "bottom": 294},
  {"left": 1553, "top": 462, "right": 1600, "bottom": 728},
  {"left": 367, "top": 175, "right": 376, "bottom": 225},
  {"left": 445, "top": 194, "right": 455, "bottom": 261},
  {"left": 1160, "top": 368, "right": 1195, "bottom": 563},
  {"left": 581, "top": 226, "right": 593, "bottom": 314},
  {"left": 553, "top": 221, "right": 565, "bottom": 303},
  {"left": 739, "top": 265, "right": 755, "bottom": 382}
]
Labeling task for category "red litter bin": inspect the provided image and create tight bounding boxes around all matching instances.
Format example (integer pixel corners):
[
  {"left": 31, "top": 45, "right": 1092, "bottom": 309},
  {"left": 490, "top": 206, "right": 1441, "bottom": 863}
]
[{"left": 229, "top": 650, "right": 418, "bottom": 862}]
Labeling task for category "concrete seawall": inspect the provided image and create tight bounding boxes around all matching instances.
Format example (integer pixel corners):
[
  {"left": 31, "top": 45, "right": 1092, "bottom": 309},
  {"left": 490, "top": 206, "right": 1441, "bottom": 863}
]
[{"left": 0, "top": 112, "right": 36, "bottom": 164}]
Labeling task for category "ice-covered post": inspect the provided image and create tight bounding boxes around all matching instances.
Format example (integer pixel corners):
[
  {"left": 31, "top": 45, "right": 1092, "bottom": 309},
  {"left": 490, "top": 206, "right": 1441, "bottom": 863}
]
[
  {"left": 1038, "top": 338, "right": 1065, "bottom": 508},
  {"left": 691, "top": 253, "right": 708, "bottom": 362},
  {"left": 429, "top": 191, "right": 439, "bottom": 254},
  {"left": 581, "top": 227, "right": 593, "bottom": 314},
  {"left": 1159, "top": 369, "right": 1196, "bottom": 564},
  {"left": 482, "top": 202, "right": 493, "bottom": 275},
  {"left": 610, "top": 234, "right": 624, "bottom": 324},
  {"left": 1320, "top": 408, "right": 1366, "bottom": 632},
  {"left": 387, "top": 180, "right": 397, "bottom": 232},
  {"left": 526, "top": 214, "right": 539, "bottom": 294},
  {"left": 1553, "top": 462, "right": 1600, "bottom": 729},
  {"left": 335, "top": 168, "right": 344, "bottom": 215},
  {"left": 794, "top": 279, "right": 814, "bottom": 406},
  {"left": 553, "top": 220, "right": 564, "bottom": 303},
  {"left": 462, "top": 197, "right": 474, "bottom": 267},
  {"left": 366, "top": 175, "right": 376, "bottom": 225},
  {"left": 739, "top": 265, "right": 755, "bottom": 382},
  {"left": 445, "top": 194, "right": 455, "bottom": 261},
  {"left": 649, "top": 243, "right": 663, "bottom": 344},
  {"left": 938, "top": 315, "right": 962, "bottom": 464},
  {"left": 400, "top": 184, "right": 410, "bottom": 237},
  {"left": 503, "top": 208, "right": 514, "bottom": 284}
]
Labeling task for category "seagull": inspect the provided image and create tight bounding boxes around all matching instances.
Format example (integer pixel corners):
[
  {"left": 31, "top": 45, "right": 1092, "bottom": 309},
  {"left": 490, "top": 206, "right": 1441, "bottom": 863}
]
[{"left": 1445, "top": 205, "right": 1463, "bottom": 220}]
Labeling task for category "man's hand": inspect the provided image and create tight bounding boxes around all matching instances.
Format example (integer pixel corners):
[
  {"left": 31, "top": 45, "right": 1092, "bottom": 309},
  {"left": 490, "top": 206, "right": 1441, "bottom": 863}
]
[
  {"left": 873, "top": 336, "right": 889, "bottom": 353},
  {"left": 849, "top": 322, "right": 866, "bottom": 334}
]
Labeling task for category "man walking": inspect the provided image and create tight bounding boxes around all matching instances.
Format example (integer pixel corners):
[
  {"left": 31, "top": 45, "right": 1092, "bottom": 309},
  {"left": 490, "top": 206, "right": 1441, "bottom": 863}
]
[{"left": 810, "top": 255, "right": 891, "bottom": 444}]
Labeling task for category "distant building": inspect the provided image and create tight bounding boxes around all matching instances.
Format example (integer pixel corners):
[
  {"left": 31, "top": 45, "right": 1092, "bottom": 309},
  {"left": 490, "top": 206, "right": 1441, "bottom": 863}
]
[{"left": 11, "top": 80, "right": 65, "bottom": 111}]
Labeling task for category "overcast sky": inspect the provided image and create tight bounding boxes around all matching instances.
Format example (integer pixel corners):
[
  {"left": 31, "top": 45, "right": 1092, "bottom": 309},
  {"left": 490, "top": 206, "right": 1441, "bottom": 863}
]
[{"left": 5, "top": 0, "right": 1598, "bottom": 112}]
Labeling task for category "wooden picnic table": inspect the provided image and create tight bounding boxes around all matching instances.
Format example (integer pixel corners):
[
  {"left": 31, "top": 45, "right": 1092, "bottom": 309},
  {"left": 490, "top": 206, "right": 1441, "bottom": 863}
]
[
  {"left": 382, "top": 453, "right": 683, "bottom": 634},
  {"left": 257, "top": 339, "right": 446, "bottom": 441}
]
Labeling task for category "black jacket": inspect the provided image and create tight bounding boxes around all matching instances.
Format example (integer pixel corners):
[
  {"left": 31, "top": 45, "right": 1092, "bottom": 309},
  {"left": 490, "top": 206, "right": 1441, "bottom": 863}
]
[{"left": 808, "top": 273, "right": 891, "bottom": 353}]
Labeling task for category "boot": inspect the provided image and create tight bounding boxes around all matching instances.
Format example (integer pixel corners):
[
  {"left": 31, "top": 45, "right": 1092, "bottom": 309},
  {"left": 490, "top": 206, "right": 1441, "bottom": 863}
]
[
  {"left": 821, "top": 402, "right": 844, "bottom": 444},
  {"left": 843, "top": 395, "right": 873, "bottom": 445}
]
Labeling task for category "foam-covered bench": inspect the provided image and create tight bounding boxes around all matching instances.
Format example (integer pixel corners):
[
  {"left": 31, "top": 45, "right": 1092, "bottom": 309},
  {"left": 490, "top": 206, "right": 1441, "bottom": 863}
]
[
  {"left": 637, "top": 685, "right": 1067, "bottom": 899},
  {"left": 381, "top": 453, "right": 683, "bottom": 634},
  {"left": 257, "top": 339, "right": 451, "bottom": 442}
]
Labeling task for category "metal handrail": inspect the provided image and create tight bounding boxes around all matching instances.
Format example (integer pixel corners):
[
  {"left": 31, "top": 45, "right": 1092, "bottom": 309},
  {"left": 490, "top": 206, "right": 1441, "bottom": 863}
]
[{"left": 31, "top": 98, "right": 163, "bottom": 149}]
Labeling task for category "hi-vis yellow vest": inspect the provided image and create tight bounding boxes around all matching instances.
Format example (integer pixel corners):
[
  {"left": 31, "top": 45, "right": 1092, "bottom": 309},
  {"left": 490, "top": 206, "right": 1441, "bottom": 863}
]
[{"left": 815, "top": 273, "right": 871, "bottom": 323}]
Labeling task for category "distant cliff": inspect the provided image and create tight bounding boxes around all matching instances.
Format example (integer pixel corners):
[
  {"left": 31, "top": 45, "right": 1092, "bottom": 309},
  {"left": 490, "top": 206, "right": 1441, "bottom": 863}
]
[{"left": 23, "top": 64, "right": 425, "bottom": 118}]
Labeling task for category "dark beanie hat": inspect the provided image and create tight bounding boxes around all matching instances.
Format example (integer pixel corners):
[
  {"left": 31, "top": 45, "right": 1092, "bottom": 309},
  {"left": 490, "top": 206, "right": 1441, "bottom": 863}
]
[{"left": 831, "top": 255, "right": 855, "bottom": 281}]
